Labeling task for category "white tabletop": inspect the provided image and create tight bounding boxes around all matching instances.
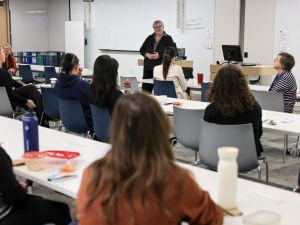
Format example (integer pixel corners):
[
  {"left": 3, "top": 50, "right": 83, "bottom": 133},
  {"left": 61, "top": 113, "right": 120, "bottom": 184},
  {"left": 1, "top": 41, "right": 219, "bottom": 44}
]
[
  {"left": 154, "top": 96, "right": 300, "bottom": 136},
  {"left": 0, "top": 116, "right": 110, "bottom": 199},
  {"left": 1, "top": 116, "right": 300, "bottom": 224}
]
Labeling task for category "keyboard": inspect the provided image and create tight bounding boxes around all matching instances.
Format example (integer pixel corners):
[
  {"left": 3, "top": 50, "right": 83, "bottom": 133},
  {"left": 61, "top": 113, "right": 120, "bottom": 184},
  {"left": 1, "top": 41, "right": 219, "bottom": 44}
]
[{"left": 241, "top": 63, "right": 257, "bottom": 66}]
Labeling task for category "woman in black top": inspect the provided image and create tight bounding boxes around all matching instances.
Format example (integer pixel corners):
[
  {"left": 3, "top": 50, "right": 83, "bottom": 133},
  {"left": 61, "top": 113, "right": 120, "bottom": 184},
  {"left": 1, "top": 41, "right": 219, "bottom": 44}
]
[
  {"left": 0, "top": 146, "right": 71, "bottom": 225},
  {"left": 90, "top": 55, "right": 123, "bottom": 115},
  {"left": 0, "top": 47, "right": 46, "bottom": 125},
  {"left": 204, "top": 65, "right": 263, "bottom": 157},
  {"left": 140, "top": 20, "right": 176, "bottom": 93}
]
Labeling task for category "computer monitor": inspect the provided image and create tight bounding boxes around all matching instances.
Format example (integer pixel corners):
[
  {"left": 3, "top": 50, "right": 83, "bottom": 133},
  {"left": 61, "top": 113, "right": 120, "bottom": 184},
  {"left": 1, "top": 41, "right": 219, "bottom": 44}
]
[{"left": 222, "top": 45, "right": 243, "bottom": 63}]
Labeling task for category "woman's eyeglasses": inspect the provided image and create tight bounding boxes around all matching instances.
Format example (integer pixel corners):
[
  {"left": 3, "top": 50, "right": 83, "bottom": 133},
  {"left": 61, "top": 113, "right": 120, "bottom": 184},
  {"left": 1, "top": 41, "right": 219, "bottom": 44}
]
[{"left": 153, "top": 25, "right": 163, "bottom": 29}]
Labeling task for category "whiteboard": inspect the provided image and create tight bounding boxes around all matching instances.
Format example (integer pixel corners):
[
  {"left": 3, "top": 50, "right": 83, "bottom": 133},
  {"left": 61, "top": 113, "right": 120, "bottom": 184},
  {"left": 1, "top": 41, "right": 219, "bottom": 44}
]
[
  {"left": 97, "top": 0, "right": 215, "bottom": 50},
  {"left": 274, "top": 0, "right": 300, "bottom": 85},
  {"left": 94, "top": 0, "right": 215, "bottom": 76}
]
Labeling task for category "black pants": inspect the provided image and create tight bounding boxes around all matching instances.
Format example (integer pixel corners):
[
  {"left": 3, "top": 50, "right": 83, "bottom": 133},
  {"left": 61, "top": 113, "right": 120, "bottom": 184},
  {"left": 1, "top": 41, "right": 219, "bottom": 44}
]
[
  {"left": 12, "top": 85, "right": 43, "bottom": 121},
  {"left": 12, "top": 79, "right": 23, "bottom": 88},
  {"left": 142, "top": 69, "right": 154, "bottom": 93},
  {"left": 0, "top": 195, "right": 71, "bottom": 225}
]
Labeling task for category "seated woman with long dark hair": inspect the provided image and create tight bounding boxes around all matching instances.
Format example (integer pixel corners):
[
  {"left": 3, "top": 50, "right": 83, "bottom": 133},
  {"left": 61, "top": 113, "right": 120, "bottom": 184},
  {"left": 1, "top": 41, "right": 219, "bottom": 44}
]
[
  {"left": 77, "top": 92, "right": 223, "bottom": 225},
  {"left": 89, "top": 55, "right": 123, "bottom": 115},
  {"left": 153, "top": 46, "right": 187, "bottom": 99},
  {"left": 204, "top": 65, "right": 263, "bottom": 157}
]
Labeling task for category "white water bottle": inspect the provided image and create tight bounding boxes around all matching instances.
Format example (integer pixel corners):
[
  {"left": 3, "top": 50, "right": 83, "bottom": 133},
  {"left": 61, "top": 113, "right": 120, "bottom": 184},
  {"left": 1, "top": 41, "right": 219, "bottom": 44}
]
[{"left": 217, "top": 147, "right": 239, "bottom": 209}]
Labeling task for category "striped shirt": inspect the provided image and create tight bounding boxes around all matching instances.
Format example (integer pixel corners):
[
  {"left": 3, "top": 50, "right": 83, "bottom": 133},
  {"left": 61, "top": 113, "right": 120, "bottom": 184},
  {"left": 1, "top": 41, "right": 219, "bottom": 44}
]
[{"left": 269, "top": 70, "right": 297, "bottom": 113}]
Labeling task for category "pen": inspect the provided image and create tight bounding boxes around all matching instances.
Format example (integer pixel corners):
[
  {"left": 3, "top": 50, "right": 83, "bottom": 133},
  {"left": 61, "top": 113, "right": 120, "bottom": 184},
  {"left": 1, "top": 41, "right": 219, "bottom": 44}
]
[{"left": 48, "top": 173, "right": 78, "bottom": 182}]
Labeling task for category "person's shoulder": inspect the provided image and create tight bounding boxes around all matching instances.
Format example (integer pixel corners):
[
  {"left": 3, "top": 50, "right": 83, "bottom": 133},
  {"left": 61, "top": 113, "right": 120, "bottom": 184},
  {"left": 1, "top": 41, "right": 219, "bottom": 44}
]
[
  {"left": 0, "top": 146, "right": 11, "bottom": 164},
  {"left": 252, "top": 100, "right": 262, "bottom": 114},
  {"left": 172, "top": 64, "right": 182, "bottom": 70},
  {"left": 283, "top": 71, "right": 296, "bottom": 79},
  {"left": 154, "top": 64, "right": 162, "bottom": 70},
  {"left": 146, "top": 34, "right": 154, "bottom": 40},
  {"left": 153, "top": 65, "right": 162, "bottom": 76},
  {"left": 111, "top": 87, "right": 123, "bottom": 96},
  {"left": 205, "top": 102, "right": 218, "bottom": 112},
  {"left": 172, "top": 166, "right": 199, "bottom": 190}
]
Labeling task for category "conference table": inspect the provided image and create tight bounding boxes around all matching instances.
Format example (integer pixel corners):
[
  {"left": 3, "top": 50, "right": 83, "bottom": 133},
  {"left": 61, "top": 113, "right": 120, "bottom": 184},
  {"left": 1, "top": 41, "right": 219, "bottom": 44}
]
[
  {"left": 210, "top": 64, "right": 277, "bottom": 81},
  {"left": 0, "top": 116, "right": 300, "bottom": 224}
]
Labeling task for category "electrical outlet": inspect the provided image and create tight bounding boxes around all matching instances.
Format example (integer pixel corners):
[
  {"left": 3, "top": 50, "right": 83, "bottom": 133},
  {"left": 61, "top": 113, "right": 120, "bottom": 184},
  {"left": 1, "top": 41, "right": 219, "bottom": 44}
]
[{"left": 244, "top": 52, "right": 248, "bottom": 58}]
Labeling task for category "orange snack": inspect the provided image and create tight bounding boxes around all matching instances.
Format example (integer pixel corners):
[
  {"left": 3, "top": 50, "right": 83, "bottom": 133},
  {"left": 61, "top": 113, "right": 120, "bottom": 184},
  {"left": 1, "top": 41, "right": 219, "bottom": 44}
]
[{"left": 60, "top": 161, "right": 76, "bottom": 173}]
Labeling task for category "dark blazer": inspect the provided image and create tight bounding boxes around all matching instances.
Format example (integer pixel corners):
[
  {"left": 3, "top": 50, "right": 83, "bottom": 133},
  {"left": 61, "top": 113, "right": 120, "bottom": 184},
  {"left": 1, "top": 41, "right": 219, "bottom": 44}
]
[
  {"left": 54, "top": 73, "right": 93, "bottom": 129},
  {"left": 204, "top": 101, "right": 263, "bottom": 157},
  {"left": 140, "top": 33, "right": 176, "bottom": 74}
]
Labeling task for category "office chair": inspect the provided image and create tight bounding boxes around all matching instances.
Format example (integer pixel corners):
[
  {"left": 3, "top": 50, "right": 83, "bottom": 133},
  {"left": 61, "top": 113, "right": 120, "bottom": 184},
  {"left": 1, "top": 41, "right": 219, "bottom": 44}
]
[{"left": 153, "top": 80, "right": 177, "bottom": 98}]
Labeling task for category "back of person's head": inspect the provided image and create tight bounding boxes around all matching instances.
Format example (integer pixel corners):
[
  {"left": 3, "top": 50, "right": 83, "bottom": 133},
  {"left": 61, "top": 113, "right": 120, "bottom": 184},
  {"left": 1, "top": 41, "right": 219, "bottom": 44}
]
[
  {"left": 162, "top": 46, "right": 176, "bottom": 79},
  {"left": 278, "top": 52, "right": 295, "bottom": 71},
  {"left": 90, "top": 55, "right": 119, "bottom": 105},
  {"left": 86, "top": 92, "right": 176, "bottom": 224},
  {"left": 60, "top": 53, "right": 79, "bottom": 74},
  {"left": 208, "top": 64, "right": 255, "bottom": 117}
]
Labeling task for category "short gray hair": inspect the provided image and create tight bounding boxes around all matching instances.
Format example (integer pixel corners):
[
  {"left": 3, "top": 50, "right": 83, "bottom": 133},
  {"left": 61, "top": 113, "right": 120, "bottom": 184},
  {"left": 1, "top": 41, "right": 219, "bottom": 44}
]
[{"left": 152, "top": 20, "right": 164, "bottom": 27}]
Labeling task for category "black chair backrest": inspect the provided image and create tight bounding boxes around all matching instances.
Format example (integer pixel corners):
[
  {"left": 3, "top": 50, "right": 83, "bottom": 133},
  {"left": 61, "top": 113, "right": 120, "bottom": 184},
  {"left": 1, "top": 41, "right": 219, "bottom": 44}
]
[
  {"left": 58, "top": 98, "right": 91, "bottom": 134},
  {"left": 44, "top": 66, "right": 57, "bottom": 84},
  {"left": 41, "top": 87, "right": 60, "bottom": 119},
  {"left": 182, "top": 67, "right": 193, "bottom": 79},
  {"left": 19, "top": 65, "right": 34, "bottom": 84}
]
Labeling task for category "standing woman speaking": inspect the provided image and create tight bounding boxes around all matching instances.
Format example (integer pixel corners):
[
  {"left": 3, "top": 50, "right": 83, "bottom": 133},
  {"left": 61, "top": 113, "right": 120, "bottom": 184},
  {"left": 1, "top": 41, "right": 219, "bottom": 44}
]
[{"left": 140, "top": 20, "right": 176, "bottom": 93}]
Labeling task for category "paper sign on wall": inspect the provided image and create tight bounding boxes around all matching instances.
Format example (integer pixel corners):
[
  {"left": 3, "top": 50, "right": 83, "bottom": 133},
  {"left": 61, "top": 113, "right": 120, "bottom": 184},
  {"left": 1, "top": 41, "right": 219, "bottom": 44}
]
[{"left": 279, "top": 30, "right": 287, "bottom": 52}]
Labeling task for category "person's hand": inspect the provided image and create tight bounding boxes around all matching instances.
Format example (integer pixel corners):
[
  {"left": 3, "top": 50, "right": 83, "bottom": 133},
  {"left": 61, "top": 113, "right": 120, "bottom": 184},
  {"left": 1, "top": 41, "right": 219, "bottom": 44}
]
[
  {"left": 78, "top": 67, "right": 83, "bottom": 76},
  {"left": 8, "top": 68, "right": 15, "bottom": 75},
  {"left": 19, "top": 181, "right": 29, "bottom": 190},
  {"left": 145, "top": 53, "right": 151, "bottom": 59},
  {"left": 26, "top": 100, "right": 36, "bottom": 109},
  {"left": 152, "top": 52, "right": 159, "bottom": 59}
]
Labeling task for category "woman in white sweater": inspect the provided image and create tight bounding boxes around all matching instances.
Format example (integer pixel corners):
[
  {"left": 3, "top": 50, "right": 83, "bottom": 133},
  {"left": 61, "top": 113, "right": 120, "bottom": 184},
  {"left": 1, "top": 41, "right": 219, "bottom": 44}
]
[{"left": 153, "top": 47, "right": 188, "bottom": 99}]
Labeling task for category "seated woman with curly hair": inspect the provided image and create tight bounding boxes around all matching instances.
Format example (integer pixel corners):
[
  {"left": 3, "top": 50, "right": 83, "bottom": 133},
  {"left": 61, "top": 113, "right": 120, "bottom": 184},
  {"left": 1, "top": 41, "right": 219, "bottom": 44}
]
[{"left": 204, "top": 65, "right": 263, "bottom": 157}]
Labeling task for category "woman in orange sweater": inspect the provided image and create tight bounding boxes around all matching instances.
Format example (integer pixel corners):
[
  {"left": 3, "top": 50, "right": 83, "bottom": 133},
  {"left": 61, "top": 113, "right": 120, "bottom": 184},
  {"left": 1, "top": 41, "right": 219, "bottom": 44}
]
[{"left": 77, "top": 92, "right": 223, "bottom": 225}]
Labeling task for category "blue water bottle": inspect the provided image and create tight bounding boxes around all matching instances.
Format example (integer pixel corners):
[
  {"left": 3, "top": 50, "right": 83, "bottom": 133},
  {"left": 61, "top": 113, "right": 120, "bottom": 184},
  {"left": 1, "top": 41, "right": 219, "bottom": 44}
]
[{"left": 23, "top": 111, "right": 39, "bottom": 152}]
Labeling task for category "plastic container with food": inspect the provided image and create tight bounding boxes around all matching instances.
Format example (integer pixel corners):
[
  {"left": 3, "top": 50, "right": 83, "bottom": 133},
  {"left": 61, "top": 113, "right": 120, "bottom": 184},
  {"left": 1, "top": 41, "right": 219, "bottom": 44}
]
[
  {"left": 43, "top": 150, "right": 80, "bottom": 168},
  {"left": 23, "top": 151, "right": 46, "bottom": 171}
]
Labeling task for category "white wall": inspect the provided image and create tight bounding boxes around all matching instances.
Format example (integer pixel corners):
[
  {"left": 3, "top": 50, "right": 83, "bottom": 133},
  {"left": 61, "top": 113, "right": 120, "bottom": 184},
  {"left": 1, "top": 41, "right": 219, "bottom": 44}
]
[
  {"left": 213, "top": 0, "right": 241, "bottom": 63},
  {"left": 48, "top": 0, "right": 69, "bottom": 51},
  {"left": 10, "top": 0, "right": 49, "bottom": 51},
  {"left": 243, "top": 0, "right": 276, "bottom": 85},
  {"left": 274, "top": 0, "right": 300, "bottom": 86},
  {"left": 10, "top": 0, "right": 69, "bottom": 52}
]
